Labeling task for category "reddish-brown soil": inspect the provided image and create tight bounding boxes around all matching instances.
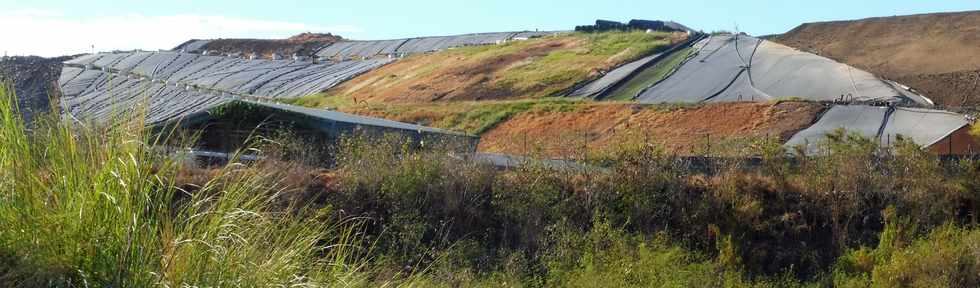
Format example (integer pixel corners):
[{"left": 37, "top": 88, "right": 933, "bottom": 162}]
[
  {"left": 477, "top": 101, "right": 826, "bottom": 156},
  {"left": 774, "top": 11, "right": 980, "bottom": 107}
]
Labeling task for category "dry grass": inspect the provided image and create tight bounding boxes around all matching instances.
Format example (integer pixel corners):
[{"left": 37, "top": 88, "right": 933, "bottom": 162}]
[
  {"left": 316, "top": 99, "right": 826, "bottom": 157},
  {"left": 288, "top": 31, "right": 686, "bottom": 105}
]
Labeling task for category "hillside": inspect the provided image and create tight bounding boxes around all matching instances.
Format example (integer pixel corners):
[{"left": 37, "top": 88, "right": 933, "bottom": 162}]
[
  {"left": 775, "top": 10, "right": 980, "bottom": 106},
  {"left": 323, "top": 99, "right": 825, "bottom": 156},
  {"left": 7, "top": 9, "right": 980, "bottom": 287},
  {"left": 0, "top": 56, "right": 68, "bottom": 124},
  {"left": 175, "top": 32, "right": 343, "bottom": 59},
  {"left": 477, "top": 101, "right": 824, "bottom": 156},
  {"left": 280, "top": 27, "right": 962, "bottom": 156},
  {"left": 296, "top": 31, "right": 688, "bottom": 103}
]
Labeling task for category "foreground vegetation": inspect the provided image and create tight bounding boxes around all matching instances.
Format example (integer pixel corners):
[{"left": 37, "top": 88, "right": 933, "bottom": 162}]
[
  {"left": 0, "top": 85, "right": 370, "bottom": 286},
  {"left": 322, "top": 132, "right": 980, "bottom": 287},
  {"left": 2, "top": 81, "right": 979, "bottom": 286}
]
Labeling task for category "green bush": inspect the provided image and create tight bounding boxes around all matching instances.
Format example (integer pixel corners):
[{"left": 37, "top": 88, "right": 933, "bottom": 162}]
[{"left": 835, "top": 222, "right": 980, "bottom": 288}]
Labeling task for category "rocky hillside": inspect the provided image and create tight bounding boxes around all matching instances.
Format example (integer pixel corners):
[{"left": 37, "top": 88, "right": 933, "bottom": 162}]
[{"left": 0, "top": 56, "right": 68, "bottom": 124}]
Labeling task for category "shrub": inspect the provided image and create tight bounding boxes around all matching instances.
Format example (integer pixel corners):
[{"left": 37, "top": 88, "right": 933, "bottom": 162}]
[
  {"left": 320, "top": 128, "right": 979, "bottom": 284},
  {"left": 835, "top": 222, "right": 980, "bottom": 288}
]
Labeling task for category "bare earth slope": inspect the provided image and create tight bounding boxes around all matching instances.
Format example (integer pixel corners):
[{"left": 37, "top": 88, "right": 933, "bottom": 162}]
[{"left": 774, "top": 10, "right": 980, "bottom": 106}]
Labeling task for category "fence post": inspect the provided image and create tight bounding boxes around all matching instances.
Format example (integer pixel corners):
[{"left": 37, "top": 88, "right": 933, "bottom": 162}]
[
  {"left": 950, "top": 134, "right": 953, "bottom": 156},
  {"left": 523, "top": 132, "right": 527, "bottom": 157},
  {"left": 706, "top": 133, "right": 711, "bottom": 158}
]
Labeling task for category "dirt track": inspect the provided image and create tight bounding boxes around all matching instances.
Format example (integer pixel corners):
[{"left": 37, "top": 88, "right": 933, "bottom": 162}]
[{"left": 774, "top": 10, "right": 980, "bottom": 107}]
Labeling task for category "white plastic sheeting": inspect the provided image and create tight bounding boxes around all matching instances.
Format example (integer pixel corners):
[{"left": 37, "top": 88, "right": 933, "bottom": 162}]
[
  {"left": 568, "top": 34, "right": 706, "bottom": 99},
  {"left": 635, "top": 35, "right": 934, "bottom": 106},
  {"left": 568, "top": 53, "right": 666, "bottom": 98},
  {"left": 881, "top": 107, "right": 973, "bottom": 149},
  {"left": 315, "top": 31, "right": 564, "bottom": 59},
  {"left": 58, "top": 51, "right": 394, "bottom": 124},
  {"left": 59, "top": 67, "right": 234, "bottom": 124},
  {"left": 785, "top": 105, "right": 972, "bottom": 154},
  {"left": 315, "top": 39, "right": 408, "bottom": 59},
  {"left": 61, "top": 51, "right": 392, "bottom": 99}
]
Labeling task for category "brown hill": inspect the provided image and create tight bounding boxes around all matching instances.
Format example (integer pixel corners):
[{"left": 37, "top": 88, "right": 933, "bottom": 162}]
[
  {"left": 774, "top": 10, "right": 980, "bottom": 107},
  {"left": 191, "top": 32, "right": 343, "bottom": 59}
]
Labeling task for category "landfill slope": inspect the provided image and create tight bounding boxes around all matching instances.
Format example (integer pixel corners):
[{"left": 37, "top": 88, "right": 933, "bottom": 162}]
[
  {"left": 774, "top": 10, "right": 980, "bottom": 106},
  {"left": 315, "top": 31, "right": 561, "bottom": 59},
  {"left": 58, "top": 51, "right": 392, "bottom": 124},
  {"left": 634, "top": 34, "right": 932, "bottom": 106},
  {"left": 314, "top": 31, "right": 686, "bottom": 103},
  {"left": 785, "top": 105, "right": 973, "bottom": 154}
]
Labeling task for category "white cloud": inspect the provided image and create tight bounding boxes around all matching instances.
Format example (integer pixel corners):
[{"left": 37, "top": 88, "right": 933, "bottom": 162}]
[{"left": 0, "top": 9, "right": 363, "bottom": 57}]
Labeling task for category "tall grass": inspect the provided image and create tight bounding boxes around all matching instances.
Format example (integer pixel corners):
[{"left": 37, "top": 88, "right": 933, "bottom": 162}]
[{"left": 0, "top": 83, "right": 367, "bottom": 286}]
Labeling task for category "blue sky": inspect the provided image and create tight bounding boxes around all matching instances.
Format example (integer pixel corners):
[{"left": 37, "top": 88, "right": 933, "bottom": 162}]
[{"left": 1, "top": 0, "right": 977, "bottom": 56}]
